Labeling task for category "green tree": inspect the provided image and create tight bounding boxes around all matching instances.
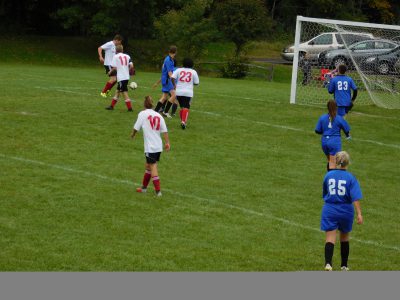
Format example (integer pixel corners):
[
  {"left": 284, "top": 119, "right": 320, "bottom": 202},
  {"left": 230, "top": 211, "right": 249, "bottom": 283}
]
[
  {"left": 213, "top": 0, "right": 272, "bottom": 56},
  {"left": 154, "top": 0, "right": 218, "bottom": 58}
]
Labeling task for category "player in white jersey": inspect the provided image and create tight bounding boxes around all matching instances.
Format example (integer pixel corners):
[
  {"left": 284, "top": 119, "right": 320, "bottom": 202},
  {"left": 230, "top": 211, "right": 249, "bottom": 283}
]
[
  {"left": 170, "top": 58, "right": 199, "bottom": 129},
  {"left": 105, "top": 45, "right": 134, "bottom": 112},
  {"left": 98, "top": 34, "right": 122, "bottom": 97},
  {"left": 131, "top": 96, "right": 170, "bottom": 196}
]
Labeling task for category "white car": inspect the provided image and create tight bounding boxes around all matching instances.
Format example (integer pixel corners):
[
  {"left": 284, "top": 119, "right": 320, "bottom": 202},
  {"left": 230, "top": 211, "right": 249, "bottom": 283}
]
[{"left": 281, "top": 32, "right": 374, "bottom": 62}]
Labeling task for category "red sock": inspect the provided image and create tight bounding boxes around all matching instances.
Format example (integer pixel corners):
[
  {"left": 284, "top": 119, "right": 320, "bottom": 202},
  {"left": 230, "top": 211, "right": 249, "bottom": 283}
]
[
  {"left": 142, "top": 170, "right": 151, "bottom": 188},
  {"left": 102, "top": 82, "right": 113, "bottom": 93},
  {"left": 125, "top": 99, "right": 132, "bottom": 110},
  {"left": 111, "top": 98, "right": 118, "bottom": 107},
  {"left": 179, "top": 109, "right": 183, "bottom": 122},
  {"left": 110, "top": 81, "right": 117, "bottom": 89},
  {"left": 182, "top": 108, "right": 189, "bottom": 123},
  {"left": 152, "top": 176, "right": 160, "bottom": 192}
]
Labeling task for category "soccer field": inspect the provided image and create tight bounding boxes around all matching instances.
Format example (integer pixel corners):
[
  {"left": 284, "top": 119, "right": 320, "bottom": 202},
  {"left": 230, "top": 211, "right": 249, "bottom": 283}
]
[{"left": 0, "top": 64, "right": 399, "bottom": 271}]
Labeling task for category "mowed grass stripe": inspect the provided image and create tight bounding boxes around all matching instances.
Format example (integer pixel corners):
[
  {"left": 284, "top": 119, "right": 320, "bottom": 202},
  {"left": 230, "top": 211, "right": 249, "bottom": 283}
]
[{"left": 1, "top": 153, "right": 399, "bottom": 253}]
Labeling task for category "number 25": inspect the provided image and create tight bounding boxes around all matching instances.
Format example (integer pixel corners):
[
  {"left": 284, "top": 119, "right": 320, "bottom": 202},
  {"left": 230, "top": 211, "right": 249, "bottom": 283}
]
[{"left": 328, "top": 179, "right": 346, "bottom": 196}]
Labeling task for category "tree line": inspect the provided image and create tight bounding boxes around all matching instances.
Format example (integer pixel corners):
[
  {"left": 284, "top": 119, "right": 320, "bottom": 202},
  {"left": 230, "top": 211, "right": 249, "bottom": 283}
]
[{"left": 1, "top": 0, "right": 399, "bottom": 57}]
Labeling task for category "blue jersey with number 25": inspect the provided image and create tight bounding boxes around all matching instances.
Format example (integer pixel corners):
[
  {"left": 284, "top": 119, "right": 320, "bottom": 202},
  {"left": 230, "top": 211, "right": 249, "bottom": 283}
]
[
  {"left": 323, "top": 169, "right": 362, "bottom": 205},
  {"left": 328, "top": 75, "right": 357, "bottom": 107}
]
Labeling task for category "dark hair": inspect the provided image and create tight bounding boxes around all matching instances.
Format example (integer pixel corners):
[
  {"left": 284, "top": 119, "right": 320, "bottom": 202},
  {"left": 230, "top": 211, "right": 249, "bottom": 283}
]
[
  {"left": 144, "top": 96, "right": 153, "bottom": 109},
  {"left": 183, "top": 58, "right": 194, "bottom": 68},
  {"left": 338, "top": 64, "right": 347, "bottom": 74},
  {"left": 169, "top": 45, "right": 177, "bottom": 54},
  {"left": 327, "top": 100, "right": 337, "bottom": 121},
  {"left": 113, "top": 34, "right": 123, "bottom": 41}
]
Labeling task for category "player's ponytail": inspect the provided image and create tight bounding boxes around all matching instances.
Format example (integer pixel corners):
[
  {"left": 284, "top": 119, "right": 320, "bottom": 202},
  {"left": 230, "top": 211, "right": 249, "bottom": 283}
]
[
  {"left": 144, "top": 96, "right": 153, "bottom": 109},
  {"left": 335, "top": 151, "right": 350, "bottom": 168},
  {"left": 327, "top": 100, "right": 337, "bottom": 122}
]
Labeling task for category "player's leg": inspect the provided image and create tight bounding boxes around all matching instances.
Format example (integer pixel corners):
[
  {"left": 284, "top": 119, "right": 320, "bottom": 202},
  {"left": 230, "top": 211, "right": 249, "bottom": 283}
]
[
  {"left": 337, "top": 106, "right": 346, "bottom": 117},
  {"left": 146, "top": 153, "right": 162, "bottom": 196},
  {"left": 106, "top": 88, "right": 120, "bottom": 110},
  {"left": 179, "top": 97, "right": 191, "bottom": 129},
  {"left": 324, "top": 230, "right": 337, "bottom": 271},
  {"left": 136, "top": 162, "right": 152, "bottom": 193},
  {"left": 163, "top": 89, "right": 176, "bottom": 118},
  {"left": 101, "top": 66, "right": 117, "bottom": 97},
  {"left": 339, "top": 232, "right": 350, "bottom": 271},
  {"left": 328, "top": 155, "right": 336, "bottom": 171},
  {"left": 121, "top": 82, "right": 133, "bottom": 111},
  {"left": 154, "top": 93, "right": 168, "bottom": 112}
]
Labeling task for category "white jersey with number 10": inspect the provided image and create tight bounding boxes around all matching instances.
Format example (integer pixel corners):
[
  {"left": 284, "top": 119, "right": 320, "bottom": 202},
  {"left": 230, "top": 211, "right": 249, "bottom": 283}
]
[
  {"left": 134, "top": 109, "right": 168, "bottom": 153},
  {"left": 172, "top": 67, "right": 199, "bottom": 98}
]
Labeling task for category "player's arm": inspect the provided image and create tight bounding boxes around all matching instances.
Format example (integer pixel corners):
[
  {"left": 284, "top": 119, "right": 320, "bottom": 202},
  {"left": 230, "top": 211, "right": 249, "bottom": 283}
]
[
  {"left": 163, "top": 132, "right": 170, "bottom": 151},
  {"left": 353, "top": 200, "right": 363, "bottom": 224},
  {"left": 351, "top": 89, "right": 358, "bottom": 102},
  {"left": 152, "top": 79, "right": 161, "bottom": 89},
  {"left": 131, "top": 129, "right": 138, "bottom": 139},
  {"left": 98, "top": 46, "right": 104, "bottom": 63},
  {"left": 108, "top": 66, "right": 117, "bottom": 76},
  {"left": 315, "top": 118, "right": 323, "bottom": 135},
  {"left": 328, "top": 79, "right": 335, "bottom": 94},
  {"left": 194, "top": 71, "right": 199, "bottom": 86}
]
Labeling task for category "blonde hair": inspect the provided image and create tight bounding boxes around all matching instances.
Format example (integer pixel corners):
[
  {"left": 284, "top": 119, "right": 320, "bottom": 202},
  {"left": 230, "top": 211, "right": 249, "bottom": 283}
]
[
  {"left": 335, "top": 151, "right": 350, "bottom": 168},
  {"left": 116, "top": 44, "right": 123, "bottom": 53}
]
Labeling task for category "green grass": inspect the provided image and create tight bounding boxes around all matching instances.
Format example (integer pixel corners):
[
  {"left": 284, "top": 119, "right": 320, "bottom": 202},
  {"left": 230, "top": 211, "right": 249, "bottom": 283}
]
[{"left": 0, "top": 63, "right": 399, "bottom": 271}]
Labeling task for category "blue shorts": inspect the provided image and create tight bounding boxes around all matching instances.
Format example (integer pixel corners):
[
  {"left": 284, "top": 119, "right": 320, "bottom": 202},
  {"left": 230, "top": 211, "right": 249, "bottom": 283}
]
[
  {"left": 337, "top": 106, "right": 350, "bottom": 117},
  {"left": 162, "top": 81, "right": 174, "bottom": 93},
  {"left": 321, "top": 136, "right": 341, "bottom": 156},
  {"left": 321, "top": 203, "right": 354, "bottom": 233}
]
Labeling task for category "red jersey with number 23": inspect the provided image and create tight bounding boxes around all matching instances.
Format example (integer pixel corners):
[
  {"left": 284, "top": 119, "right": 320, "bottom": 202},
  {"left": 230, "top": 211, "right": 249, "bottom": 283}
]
[
  {"left": 134, "top": 109, "right": 168, "bottom": 153},
  {"left": 172, "top": 67, "right": 199, "bottom": 98}
]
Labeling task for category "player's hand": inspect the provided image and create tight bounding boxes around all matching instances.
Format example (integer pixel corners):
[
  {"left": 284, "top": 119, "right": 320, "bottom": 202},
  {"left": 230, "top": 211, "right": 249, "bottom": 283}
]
[
  {"left": 356, "top": 214, "right": 363, "bottom": 225},
  {"left": 165, "top": 143, "right": 170, "bottom": 151},
  {"left": 346, "top": 135, "right": 352, "bottom": 140},
  {"left": 152, "top": 83, "right": 158, "bottom": 89}
]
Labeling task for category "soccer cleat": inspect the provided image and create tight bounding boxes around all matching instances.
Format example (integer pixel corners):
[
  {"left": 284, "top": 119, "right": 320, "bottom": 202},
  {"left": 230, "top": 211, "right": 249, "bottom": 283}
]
[
  {"left": 105, "top": 106, "right": 114, "bottom": 110},
  {"left": 181, "top": 122, "right": 186, "bottom": 130},
  {"left": 156, "top": 191, "right": 162, "bottom": 197},
  {"left": 324, "top": 264, "right": 333, "bottom": 271},
  {"left": 100, "top": 92, "right": 107, "bottom": 98},
  {"left": 162, "top": 112, "right": 172, "bottom": 119},
  {"left": 127, "top": 108, "right": 133, "bottom": 112},
  {"left": 136, "top": 187, "right": 147, "bottom": 193},
  {"left": 341, "top": 266, "right": 349, "bottom": 271}
]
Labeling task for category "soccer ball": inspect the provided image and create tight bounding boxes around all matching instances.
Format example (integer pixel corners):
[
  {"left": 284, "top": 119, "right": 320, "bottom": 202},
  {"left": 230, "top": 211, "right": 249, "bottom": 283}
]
[{"left": 129, "top": 82, "right": 138, "bottom": 90}]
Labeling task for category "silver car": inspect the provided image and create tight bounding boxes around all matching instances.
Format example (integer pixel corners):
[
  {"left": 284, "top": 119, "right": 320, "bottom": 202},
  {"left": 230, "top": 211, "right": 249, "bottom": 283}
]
[
  {"left": 281, "top": 32, "right": 373, "bottom": 61},
  {"left": 319, "top": 39, "right": 398, "bottom": 68}
]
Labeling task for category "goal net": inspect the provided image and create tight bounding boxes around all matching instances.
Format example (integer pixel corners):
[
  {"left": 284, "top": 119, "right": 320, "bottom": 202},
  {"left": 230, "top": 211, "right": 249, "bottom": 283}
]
[{"left": 289, "top": 16, "right": 400, "bottom": 109}]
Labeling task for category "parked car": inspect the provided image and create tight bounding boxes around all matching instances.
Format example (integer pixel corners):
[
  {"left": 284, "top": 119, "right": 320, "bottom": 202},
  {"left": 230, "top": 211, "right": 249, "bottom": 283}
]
[
  {"left": 281, "top": 32, "right": 373, "bottom": 62},
  {"left": 319, "top": 39, "right": 398, "bottom": 68},
  {"left": 361, "top": 46, "right": 400, "bottom": 74}
]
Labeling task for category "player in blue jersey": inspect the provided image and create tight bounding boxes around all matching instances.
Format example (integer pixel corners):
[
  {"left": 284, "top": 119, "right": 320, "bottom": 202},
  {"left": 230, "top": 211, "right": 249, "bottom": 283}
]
[
  {"left": 321, "top": 151, "right": 363, "bottom": 271},
  {"left": 153, "top": 45, "right": 177, "bottom": 117},
  {"left": 315, "top": 100, "right": 351, "bottom": 171},
  {"left": 328, "top": 64, "right": 358, "bottom": 117}
]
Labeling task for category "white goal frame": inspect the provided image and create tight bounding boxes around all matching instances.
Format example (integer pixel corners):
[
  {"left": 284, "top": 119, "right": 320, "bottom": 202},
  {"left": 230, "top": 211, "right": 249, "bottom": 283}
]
[{"left": 290, "top": 16, "right": 400, "bottom": 105}]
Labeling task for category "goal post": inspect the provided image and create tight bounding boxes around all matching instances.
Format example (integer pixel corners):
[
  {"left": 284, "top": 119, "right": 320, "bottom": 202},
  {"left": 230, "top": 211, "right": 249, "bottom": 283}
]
[{"left": 290, "top": 16, "right": 400, "bottom": 109}]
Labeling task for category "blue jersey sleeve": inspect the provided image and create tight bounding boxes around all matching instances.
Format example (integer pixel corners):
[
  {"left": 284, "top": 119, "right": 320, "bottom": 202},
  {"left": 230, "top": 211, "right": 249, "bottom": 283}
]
[
  {"left": 339, "top": 117, "right": 351, "bottom": 134},
  {"left": 349, "top": 176, "right": 362, "bottom": 202},
  {"left": 166, "top": 58, "right": 174, "bottom": 74},
  {"left": 328, "top": 78, "right": 335, "bottom": 94},
  {"left": 315, "top": 116, "right": 323, "bottom": 134}
]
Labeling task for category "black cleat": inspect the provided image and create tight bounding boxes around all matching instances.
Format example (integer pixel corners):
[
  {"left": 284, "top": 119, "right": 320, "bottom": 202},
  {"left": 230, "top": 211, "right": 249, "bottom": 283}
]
[
  {"left": 105, "top": 106, "right": 114, "bottom": 110},
  {"left": 181, "top": 122, "right": 186, "bottom": 130},
  {"left": 127, "top": 108, "right": 133, "bottom": 112}
]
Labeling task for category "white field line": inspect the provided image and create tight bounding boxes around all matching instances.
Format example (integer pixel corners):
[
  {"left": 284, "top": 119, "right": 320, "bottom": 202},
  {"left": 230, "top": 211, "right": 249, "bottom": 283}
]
[
  {"left": 1, "top": 153, "right": 399, "bottom": 252},
  {"left": 18, "top": 85, "right": 400, "bottom": 150}
]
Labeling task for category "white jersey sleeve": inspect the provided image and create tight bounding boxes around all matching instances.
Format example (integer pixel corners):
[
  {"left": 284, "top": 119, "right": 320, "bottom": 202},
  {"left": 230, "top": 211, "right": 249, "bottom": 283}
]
[
  {"left": 134, "top": 111, "right": 144, "bottom": 131},
  {"left": 193, "top": 70, "right": 199, "bottom": 85}
]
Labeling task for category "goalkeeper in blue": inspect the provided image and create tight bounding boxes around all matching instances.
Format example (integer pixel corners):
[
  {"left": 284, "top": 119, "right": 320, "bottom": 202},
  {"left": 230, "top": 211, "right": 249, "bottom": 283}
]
[
  {"left": 328, "top": 64, "right": 358, "bottom": 116},
  {"left": 321, "top": 151, "right": 363, "bottom": 271},
  {"left": 315, "top": 100, "right": 351, "bottom": 171}
]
